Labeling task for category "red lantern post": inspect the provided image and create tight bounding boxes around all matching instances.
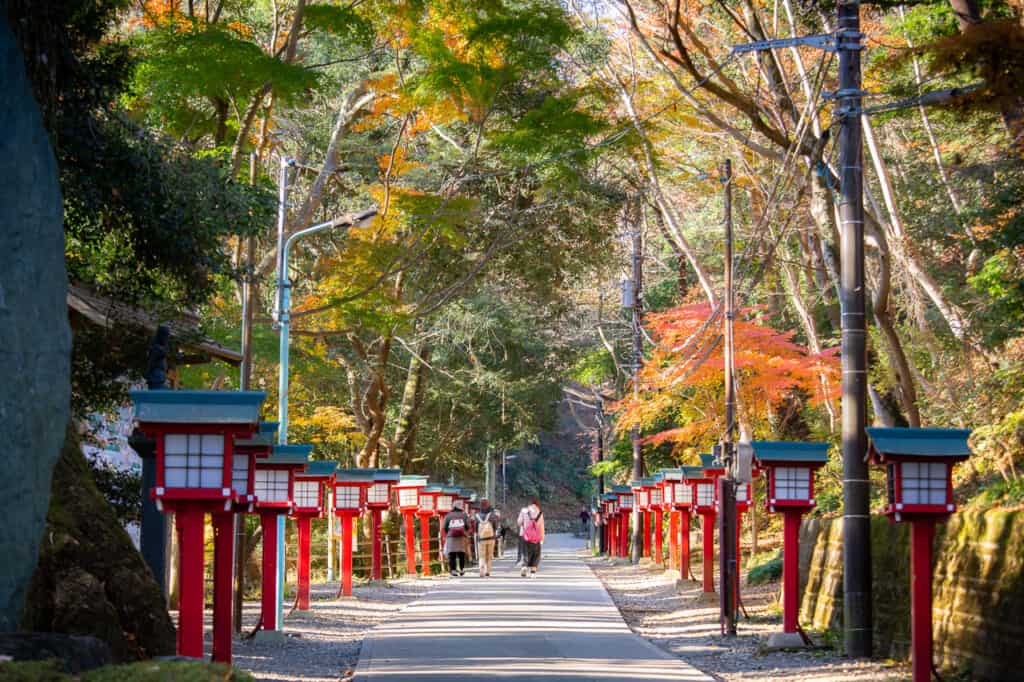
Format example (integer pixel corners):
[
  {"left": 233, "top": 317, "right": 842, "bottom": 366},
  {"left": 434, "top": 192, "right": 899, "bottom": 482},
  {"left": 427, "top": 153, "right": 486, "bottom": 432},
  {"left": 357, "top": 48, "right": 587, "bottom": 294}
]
[
  {"left": 615, "top": 487, "right": 633, "bottom": 558},
  {"left": 650, "top": 474, "right": 665, "bottom": 566},
  {"left": 367, "top": 468, "right": 401, "bottom": 581},
  {"left": 290, "top": 461, "right": 336, "bottom": 610},
  {"left": 416, "top": 486, "right": 441, "bottom": 576},
  {"left": 693, "top": 453, "right": 723, "bottom": 595},
  {"left": 129, "top": 390, "right": 266, "bottom": 662},
  {"left": 631, "top": 479, "right": 652, "bottom": 559},
  {"left": 332, "top": 469, "right": 373, "bottom": 597},
  {"left": 867, "top": 427, "right": 972, "bottom": 682},
  {"left": 601, "top": 495, "right": 617, "bottom": 557},
  {"left": 254, "top": 444, "right": 311, "bottom": 629},
  {"left": 751, "top": 441, "right": 829, "bottom": 645},
  {"left": 395, "top": 475, "right": 428, "bottom": 575}
]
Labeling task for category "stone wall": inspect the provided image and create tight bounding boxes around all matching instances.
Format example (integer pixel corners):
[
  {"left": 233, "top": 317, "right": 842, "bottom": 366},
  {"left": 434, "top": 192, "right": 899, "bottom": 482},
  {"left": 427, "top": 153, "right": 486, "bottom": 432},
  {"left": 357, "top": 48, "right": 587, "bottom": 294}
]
[{"left": 798, "top": 510, "right": 1024, "bottom": 681}]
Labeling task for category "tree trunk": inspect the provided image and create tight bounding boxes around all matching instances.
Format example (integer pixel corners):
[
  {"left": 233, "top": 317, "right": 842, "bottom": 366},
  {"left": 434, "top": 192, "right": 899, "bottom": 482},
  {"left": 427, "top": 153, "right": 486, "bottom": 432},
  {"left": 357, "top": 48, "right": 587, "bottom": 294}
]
[{"left": 392, "top": 339, "right": 432, "bottom": 468}]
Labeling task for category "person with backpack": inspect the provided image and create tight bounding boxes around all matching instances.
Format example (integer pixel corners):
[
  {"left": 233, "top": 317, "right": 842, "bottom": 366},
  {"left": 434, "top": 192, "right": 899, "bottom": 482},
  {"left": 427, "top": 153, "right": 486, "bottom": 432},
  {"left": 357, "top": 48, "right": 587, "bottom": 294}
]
[
  {"left": 442, "top": 499, "right": 471, "bottom": 577},
  {"left": 520, "top": 498, "right": 545, "bottom": 578},
  {"left": 474, "top": 499, "right": 498, "bottom": 577},
  {"left": 515, "top": 505, "right": 530, "bottom": 565}
]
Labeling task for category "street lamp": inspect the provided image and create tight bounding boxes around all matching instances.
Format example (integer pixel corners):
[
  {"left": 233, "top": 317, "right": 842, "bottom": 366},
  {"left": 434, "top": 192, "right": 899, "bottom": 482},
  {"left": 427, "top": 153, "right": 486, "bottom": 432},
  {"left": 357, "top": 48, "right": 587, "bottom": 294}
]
[{"left": 501, "top": 453, "right": 518, "bottom": 507}]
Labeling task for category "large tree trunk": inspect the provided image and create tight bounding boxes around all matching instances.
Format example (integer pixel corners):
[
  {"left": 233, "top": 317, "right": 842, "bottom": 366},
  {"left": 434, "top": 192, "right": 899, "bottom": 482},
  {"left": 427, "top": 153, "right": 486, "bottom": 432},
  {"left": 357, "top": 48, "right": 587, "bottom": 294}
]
[{"left": 392, "top": 339, "right": 432, "bottom": 468}]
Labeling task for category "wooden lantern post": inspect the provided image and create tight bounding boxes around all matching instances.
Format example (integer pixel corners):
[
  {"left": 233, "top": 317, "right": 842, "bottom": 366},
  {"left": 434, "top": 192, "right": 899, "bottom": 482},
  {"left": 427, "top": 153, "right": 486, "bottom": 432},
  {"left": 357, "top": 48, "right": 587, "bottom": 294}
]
[
  {"left": 416, "top": 486, "right": 441, "bottom": 576},
  {"left": 395, "top": 475, "right": 428, "bottom": 575},
  {"left": 866, "top": 427, "right": 972, "bottom": 682},
  {"left": 614, "top": 486, "right": 634, "bottom": 558},
  {"left": 290, "top": 461, "right": 336, "bottom": 610},
  {"left": 750, "top": 441, "right": 829, "bottom": 643},
  {"left": 367, "top": 468, "right": 401, "bottom": 581},
  {"left": 254, "top": 444, "right": 311, "bottom": 630},
  {"left": 129, "top": 390, "right": 266, "bottom": 662},
  {"left": 332, "top": 469, "right": 373, "bottom": 597}
]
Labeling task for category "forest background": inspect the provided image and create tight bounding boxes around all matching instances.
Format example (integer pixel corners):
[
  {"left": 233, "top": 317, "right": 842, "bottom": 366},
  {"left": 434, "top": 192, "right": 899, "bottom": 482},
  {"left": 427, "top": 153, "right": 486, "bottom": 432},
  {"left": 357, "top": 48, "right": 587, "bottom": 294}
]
[{"left": 12, "top": 0, "right": 1024, "bottom": 542}]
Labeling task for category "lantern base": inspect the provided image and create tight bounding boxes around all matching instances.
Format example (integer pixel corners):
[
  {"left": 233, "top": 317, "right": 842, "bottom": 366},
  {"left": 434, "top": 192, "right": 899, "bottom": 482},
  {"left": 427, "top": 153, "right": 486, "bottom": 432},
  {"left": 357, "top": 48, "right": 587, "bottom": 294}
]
[
  {"left": 606, "top": 557, "right": 632, "bottom": 566},
  {"left": 763, "top": 631, "right": 812, "bottom": 651},
  {"left": 674, "top": 578, "right": 699, "bottom": 589},
  {"left": 691, "top": 590, "right": 718, "bottom": 605},
  {"left": 252, "top": 630, "right": 286, "bottom": 645}
]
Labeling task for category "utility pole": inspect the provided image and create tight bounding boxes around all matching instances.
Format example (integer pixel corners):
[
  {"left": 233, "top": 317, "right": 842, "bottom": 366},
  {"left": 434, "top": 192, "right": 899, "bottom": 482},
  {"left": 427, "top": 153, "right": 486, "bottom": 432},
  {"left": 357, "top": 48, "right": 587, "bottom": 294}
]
[
  {"left": 719, "top": 159, "right": 738, "bottom": 637},
  {"left": 628, "top": 197, "right": 644, "bottom": 565},
  {"left": 234, "top": 151, "right": 259, "bottom": 632},
  {"left": 837, "top": 0, "right": 872, "bottom": 658}
]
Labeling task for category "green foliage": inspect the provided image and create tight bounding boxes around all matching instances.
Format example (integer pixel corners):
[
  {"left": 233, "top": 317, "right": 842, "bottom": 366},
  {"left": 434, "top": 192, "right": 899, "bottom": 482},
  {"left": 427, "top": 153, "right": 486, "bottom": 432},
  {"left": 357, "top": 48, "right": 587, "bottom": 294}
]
[
  {"left": 0, "top": 660, "right": 68, "bottom": 682},
  {"left": 302, "top": 5, "right": 376, "bottom": 48},
  {"left": 130, "top": 24, "right": 318, "bottom": 139},
  {"left": 966, "top": 476, "right": 1024, "bottom": 508},
  {"left": 83, "top": 661, "right": 254, "bottom": 681},
  {"left": 746, "top": 548, "right": 783, "bottom": 585},
  {"left": 86, "top": 458, "right": 142, "bottom": 527}
]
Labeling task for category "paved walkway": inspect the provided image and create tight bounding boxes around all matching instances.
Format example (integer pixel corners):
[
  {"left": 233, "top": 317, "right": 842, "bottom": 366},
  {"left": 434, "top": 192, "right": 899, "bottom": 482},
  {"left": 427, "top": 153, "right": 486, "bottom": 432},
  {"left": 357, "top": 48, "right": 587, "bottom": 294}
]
[{"left": 356, "top": 534, "right": 711, "bottom": 681}]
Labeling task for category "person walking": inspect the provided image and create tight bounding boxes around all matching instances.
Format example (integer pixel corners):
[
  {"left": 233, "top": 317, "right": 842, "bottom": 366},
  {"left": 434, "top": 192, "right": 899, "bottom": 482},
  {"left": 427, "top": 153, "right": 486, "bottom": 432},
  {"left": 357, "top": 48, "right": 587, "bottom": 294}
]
[
  {"left": 579, "top": 506, "right": 591, "bottom": 537},
  {"left": 516, "top": 505, "right": 530, "bottom": 566},
  {"left": 475, "top": 499, "right": 498, "bottom": 577},
  {"left": 520, "top": 498, "right": 545, "bottom": 578},
  {"left": 442, "top": 499, "right": 470, "bottom": 577}
]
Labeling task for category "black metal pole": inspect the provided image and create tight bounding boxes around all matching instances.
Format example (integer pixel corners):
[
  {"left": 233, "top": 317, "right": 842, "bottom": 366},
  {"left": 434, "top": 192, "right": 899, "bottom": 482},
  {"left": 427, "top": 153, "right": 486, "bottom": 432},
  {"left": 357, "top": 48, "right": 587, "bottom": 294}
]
[
  {"left": 719, "top": 159, "right": 738, "bottom": 636},
  {"left": 837, "top": 0, "right": 872, "bottom": 658}
]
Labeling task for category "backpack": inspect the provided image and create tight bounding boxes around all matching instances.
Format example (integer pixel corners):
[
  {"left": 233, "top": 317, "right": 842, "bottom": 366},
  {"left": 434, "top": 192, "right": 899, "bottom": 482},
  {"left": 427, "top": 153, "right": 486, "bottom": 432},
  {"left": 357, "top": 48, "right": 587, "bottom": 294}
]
[
  {"left": 447, "top": 515, "right": 466, "bottom": 538},
  {"left": 477, "top": 512, "right": 495, "bottom": 539},
  {"left": 523, "top": 510, "right": 542, "bottom": 543}
]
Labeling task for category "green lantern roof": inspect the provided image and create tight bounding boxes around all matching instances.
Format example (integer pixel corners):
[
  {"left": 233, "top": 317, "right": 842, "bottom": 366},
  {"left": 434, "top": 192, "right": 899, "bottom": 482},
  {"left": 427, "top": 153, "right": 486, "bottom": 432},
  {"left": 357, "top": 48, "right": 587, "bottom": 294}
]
[
  {"left": 420, "top": 485, "right": 444, "bottom": 494},
  {"left": 397, "top": 475, "right": 428, "bottom": 487},
  {"left": 130, "top": 390, "right": 266, "bottom": 424},
  {"left": 263, "top": 444, "right": 312, "bottom": 466},
  {"left": 611, "top": 485, "right": 632, "bottom": 495},
  {"left": 681, "top": 465, "right": 706, "bottom": 480},
  {"left": 334, "top": 468, "right": 376, "bottom": 483},
  {"left": 602, "top": 493, "right": 617, "bottom": 501},
  {"left": 699, "top": 453, "right": 723, "bottom": 469},
  {"left": 660, "top": 468, "right": 683, "bottom": 481},
  {"left": 866, "top": 427, "right": 972, "bottom": 460},
  {"left": 296, "top": 461, "right": 336, "bottom": 479},
  {"left": 372, "top": 467, "right": 402, "bottom": 482},
  {"left": 652, "top": 472, "right": 665, "bottom": 483},
  {"left": 751, "top": 441, "right": 830, "bottom": 464}
]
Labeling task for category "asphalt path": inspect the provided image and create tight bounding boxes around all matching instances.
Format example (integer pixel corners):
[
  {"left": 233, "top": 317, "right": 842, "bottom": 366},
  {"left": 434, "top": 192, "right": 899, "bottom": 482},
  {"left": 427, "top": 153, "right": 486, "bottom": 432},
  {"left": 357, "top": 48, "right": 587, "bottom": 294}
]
[{"left": 355, "top": 533, "right": 711, "bottom": 681}]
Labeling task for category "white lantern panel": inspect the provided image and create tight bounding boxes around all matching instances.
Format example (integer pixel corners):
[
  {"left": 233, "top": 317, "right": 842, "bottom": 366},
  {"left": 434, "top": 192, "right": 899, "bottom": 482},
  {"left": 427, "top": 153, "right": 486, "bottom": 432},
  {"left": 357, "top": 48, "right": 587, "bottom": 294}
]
[
  {"left": 368, "top": 482, "right": 390, "bottom": 505},
  {"left": 620, "top": 495, "right": 633, "bottom": 509},
  {"left": 336, "top": 486, "right": 362, "bottom": 509},
  {"left": 255, "top": 469, "right": 290, "bottom": 502},
  {"left": 398, "top": 488, "right": 418, "bottom": 507},
  {"left": 900, "top": 461, "right": 947, "bottom": 505},
  {"left": 164, "top": 433, "right": 225, "bottom": 488},
  {"left": 736, "top": 483, "right": 750, "bottom": 503},
  {"left": 293, "top": 480, "right": 321, "bottom": 508},
  {"left": 774, "top": 467, "right": 811, "bottom": 500},
  {"left": 651, "top": 488, "right": 663, "bottom": 505},
  {"left": 674, "top": 482, "right": 691, "bottom": 504},
  {"left": 231, "top": 455, "right": 250, "bottom": 496},
  {"left": 419, "top": 495, "right": 435, "bottom": 511},
  {"left": 696, "top": 483, "right": 715, "bottom": 507},
  {"left": 437, "top": 495, "right": 453, "bottom": 512}
]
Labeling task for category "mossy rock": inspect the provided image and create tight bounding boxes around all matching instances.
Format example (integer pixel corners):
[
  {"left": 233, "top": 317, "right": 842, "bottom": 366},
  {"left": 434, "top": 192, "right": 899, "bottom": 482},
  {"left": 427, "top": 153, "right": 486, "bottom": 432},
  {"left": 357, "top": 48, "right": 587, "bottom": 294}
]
[
  {"left": 0, "top": 660, "right": 254, "bottom": 682},
  {"left": 21, "top": 426, "right": 175, "bottom": 661}
]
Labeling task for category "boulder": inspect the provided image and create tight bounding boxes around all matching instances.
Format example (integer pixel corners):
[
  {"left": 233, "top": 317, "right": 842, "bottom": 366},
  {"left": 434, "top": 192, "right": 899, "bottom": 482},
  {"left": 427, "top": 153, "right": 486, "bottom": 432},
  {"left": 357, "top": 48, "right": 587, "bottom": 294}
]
[
  {"left": 22, "top": 427, "right": 176, "bottom": 661},
  {"left": 0, "top": 632, "right": 111, "bottom": 673},
  {"left": 0, "top": 14, "right": 72, "bottom": 632}
]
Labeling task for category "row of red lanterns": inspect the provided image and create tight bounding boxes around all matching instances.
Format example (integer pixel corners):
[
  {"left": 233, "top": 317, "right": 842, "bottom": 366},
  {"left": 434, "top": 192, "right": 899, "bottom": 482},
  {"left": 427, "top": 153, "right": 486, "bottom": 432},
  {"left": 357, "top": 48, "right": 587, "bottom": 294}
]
[
  {"left": 129, "top": 390, "right": 474, "bottom": 666},
  {"left": 596, "top": 430, "right": 971, "bottom": 680}
]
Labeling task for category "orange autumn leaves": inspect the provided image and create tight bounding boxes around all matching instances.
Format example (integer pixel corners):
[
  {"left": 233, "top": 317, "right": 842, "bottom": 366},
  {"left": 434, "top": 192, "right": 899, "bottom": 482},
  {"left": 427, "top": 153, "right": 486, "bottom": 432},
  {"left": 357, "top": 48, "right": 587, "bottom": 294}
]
[{"left": 615, "top": 304, "right": 840, "bottom": 448}]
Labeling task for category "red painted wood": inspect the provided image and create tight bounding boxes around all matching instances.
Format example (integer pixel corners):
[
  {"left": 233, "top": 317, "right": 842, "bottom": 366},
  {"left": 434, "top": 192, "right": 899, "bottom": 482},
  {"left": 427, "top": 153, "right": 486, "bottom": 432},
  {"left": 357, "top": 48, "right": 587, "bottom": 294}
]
[
  {"left": 418, "top": 513, "right": 432, "bottom": 576},
  {"left": 259, "top": 510, "right": 279, "bottom": 630},
  {"left": 296, "top": 516, "right": 311, "bottom": 610},
  {"left": 371, "top": 509, "right": 383, "bottom": 581},
  {"left": 701, "top": 511, "right": 716, "bottom": 593},
  {"left": 612, "top": 516, "right": 619, "bottom": 557},
  {"left": 620, "top": 513, "right": 630, "bottom": 557},
  {"left": 782, "top": 509, "right": 802, "bottom": 632},
  {"left": 654, "top": 509, "right": 664, "bottom": 565},
  {"left": 680, "top": 512, "right": 691, "bottom": 580},
  {"left": 669, "top": 511, "right": 679, "bottom": 571},
  {"left": 340, "top": 513, "right": 355, "bottom": 596},
  {"left": 176, "top": 508, "right": 205, "bottom": 658},
  {"left": 403, "top": 511, "right": 417, "bottom": 575},
  {"left": 642, "top": 511, "right": 651, "bottom": 558},
  {"left": 211, "top": 512, "right": 234, "bottom": 663},
  {"left": 911, "top": 518, "right": 935, "bottom": 682}
]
